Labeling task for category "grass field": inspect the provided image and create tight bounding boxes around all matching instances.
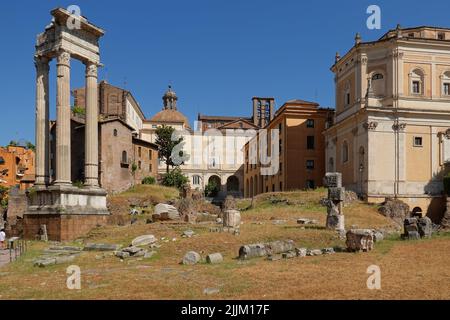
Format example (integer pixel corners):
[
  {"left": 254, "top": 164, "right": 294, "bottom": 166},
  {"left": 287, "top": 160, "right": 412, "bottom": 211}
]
[{"left": 0, "top": 188, "right": 449, "bottom": 300}]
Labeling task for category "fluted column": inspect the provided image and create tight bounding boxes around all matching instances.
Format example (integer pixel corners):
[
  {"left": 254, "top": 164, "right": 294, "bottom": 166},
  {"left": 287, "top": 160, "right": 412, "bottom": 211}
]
[
  {"left": 34, "top": 56, "right": 50, "bottom": 186},
  {"left": 84, "top": 61, "right": 99, "bottom": 187},
  {"left": 54, "top": 50, "right": 72, "bottom": 185}
]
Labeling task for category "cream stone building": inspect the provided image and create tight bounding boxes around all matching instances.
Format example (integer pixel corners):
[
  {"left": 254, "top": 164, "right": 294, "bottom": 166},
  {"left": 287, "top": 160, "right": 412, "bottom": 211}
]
[
  {"left": 142, "top": 87, "right": 271, "bottom": 197},
  {"left": 324, "top": 26, "right": 450, "bottom": 221}
]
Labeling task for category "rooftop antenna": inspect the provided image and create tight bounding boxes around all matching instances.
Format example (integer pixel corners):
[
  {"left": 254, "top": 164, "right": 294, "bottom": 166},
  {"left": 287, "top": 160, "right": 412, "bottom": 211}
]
[{"left": 123, "top": 76, "right": 127, "bottom": 90}]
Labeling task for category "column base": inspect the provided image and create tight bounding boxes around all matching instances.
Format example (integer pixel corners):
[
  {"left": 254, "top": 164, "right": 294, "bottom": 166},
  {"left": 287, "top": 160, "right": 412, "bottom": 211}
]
[{"left": 24, "top": 186, "right": 110, "bottom": 241}]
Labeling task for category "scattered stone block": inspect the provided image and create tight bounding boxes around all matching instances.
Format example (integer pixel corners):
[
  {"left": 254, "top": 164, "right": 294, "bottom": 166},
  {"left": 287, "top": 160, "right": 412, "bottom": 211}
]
[
  {"left": 297, "top": 218, "right": 317, "bottom": 225},
  {"left": 114, "top": 251, "right": 130, "bottom": 259},
  {"left": 182, "top": 251, "right": 201, "bottom": 265},
  {"left": 295, "top": 248, "right": 307, "bottom": 257},
  {"left": 153, "top": 203, "right": 180, "bottom": 221},
  {"left": 238, "top": 240, "right": 295, "bottom": 260},
  {"left": 84, "top": 243, "right": 121, "bottom": 251},
  {"left": 131, "top": 235, "right": 157, "bottom": 247},
  {"left": 182, "top": 230, "right": 195, "bottom": 238},
  {"left": 373, "top": 231, "right": 384, "bottom": 242},
  {"left": 223, "top": 210, "right": 241, "bottom": 228},
  {"left": 122, "top": 246, "right": 143, "bottom": 255},
  {"left": 307, "top": 249, "right": 322, "bottom": 256},
  {"left": 203, "top": 288, "right": 220, "bottom": 295},
  {"left": 346, "top": 229, "right": 374, "bottom": 252},
  {"left": 272, "top": 220, "right": 286, "bottom": 225},
  {"left": 266, "top": 254, "right": 282, "bottom": 261},
  {"left": 206, "top": 253, "right": 223, "bottom": 264},
  {"left": 322, "top": 248, "right": 335, "bottom": 254},
  {"left": 417, "top": 217, "right": 432, "bottom": 238},
  {"left": 282, "top": 251, "right": 296, "bottom": 259}
]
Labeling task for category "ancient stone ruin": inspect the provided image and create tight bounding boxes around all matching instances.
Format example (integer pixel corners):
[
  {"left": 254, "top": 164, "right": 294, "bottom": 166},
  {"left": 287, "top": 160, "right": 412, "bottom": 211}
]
[
  {"left": 346, "top": 229, "right": 374, "bottom": 252},
  {"left": 323, "top": 172, "right": 345, "bottom": 234},
  {"left": 402, "top": 216, "right": 432, "bottom": 240},
  {"left": 24, "top": 8, "right": 109, "bottom": 241}
]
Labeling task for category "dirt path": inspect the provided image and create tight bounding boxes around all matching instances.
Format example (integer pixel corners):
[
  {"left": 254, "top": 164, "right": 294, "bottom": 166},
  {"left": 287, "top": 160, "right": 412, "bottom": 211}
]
[{"left": 0, "top": 249, "right": 11, "bottom": 267}]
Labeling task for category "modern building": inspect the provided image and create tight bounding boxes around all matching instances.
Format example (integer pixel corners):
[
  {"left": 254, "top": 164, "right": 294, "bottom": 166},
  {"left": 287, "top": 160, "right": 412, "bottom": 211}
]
[
  {"left": 244, "top": 100, "right": 334, "bottom": 197},
  {"left": 324, "top": 25, "right": 450, "bottom": 221},
  {"left": 0, "top": 145, "right": 35, "bottom": 190}
]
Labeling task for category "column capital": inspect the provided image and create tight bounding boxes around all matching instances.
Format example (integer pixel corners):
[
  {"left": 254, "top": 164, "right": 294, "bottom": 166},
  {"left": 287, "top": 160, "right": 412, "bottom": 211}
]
[
  {"left": 34, "top": 55, "right": 50, "bottom": 72},
  {"left": 85, "top": 61, "right": 98, "bottom": 78},
  {"left": 56, "top": 50, "right": 71, "bottom": 67}
]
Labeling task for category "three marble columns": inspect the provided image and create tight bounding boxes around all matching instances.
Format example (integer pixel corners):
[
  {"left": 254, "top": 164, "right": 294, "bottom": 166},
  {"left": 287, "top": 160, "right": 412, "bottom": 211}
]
[{"left": 34, "top": 50, "right": 99, "bottom": 188}]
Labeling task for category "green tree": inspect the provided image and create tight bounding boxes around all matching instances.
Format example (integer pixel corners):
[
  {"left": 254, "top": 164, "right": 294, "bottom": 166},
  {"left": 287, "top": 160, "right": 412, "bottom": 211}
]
[
  {"left": 155, "top": 125, "right": 189, "bottom": 173},
  {"left": 72, "top": 106, "right": 85, "bottom": 116},
  {"left": 8, "top": 140, "right": 18, "bottom": 146},
  {"left": 204, "top": 180, "right": 219, "bottom": 197},
  {"left": 142, "top": 176, "right": 156, "bottom": 185},
  {"left": 161, "top": 167, "right": 188, "bottom": 189},
  {"left": 26, "top": 141, "right": 35, "bottom": 151}
]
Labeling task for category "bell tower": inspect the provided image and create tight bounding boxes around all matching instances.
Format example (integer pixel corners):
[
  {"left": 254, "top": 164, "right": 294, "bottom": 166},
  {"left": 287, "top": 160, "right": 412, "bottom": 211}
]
[{"left": 252, "top": 97, "right": 275, "bottom": 128}]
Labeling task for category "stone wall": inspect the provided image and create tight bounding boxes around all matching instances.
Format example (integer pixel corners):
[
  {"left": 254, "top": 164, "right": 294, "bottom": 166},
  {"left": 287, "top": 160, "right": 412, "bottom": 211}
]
[{"left": 23, "top": 214, "right": 108, "bottom": 241}]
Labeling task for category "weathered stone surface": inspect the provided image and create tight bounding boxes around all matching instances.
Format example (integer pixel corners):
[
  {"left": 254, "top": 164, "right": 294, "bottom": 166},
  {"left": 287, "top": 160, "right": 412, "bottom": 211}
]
[
  {"left": 238, "top": 240, "right": 295, "bottom": 260},
  {"left": 297, "top": 218, "right": 317, "bottom": 225},
  {"left": 122, "top": 246, "right": 143, "bottom": 255},
  {"left": 378, "top": 198, "right": 410, "bottom": 224},
  {"left": 34, "top": 254, "right": 76, "bottom": 267},
  {"left": 114, "top": 251, "right": 130, "bottom": 259},
  {"left": 266, "top": 254, "right": 282, "bottom": 261},
  {"left": 48, "top": 246, "right": 82, "bottom": 252},
  {"left": 417, "top": 217, "right": 432, "bottom": 238},
  {"left": 322, "top": 247, "right": 335, "bottom": 254},
  {"left": 182, "top": 251, "right": 201, "bottom": 265},
  {"left": 206, "top": 253, "right": 223, "bottom": 264},
  {"left": 203, "top": 288, "right": 220, "bottom": 295},
  {"left": 307, "top": 249, "right": 322, "bottom": 256},
  {"left": 84, "top": 243, "right": 121, "bottom": 251},
  {"left": 222, "top": 195, "right": 237, "bottom": 211},
  {"left": 323, "top": 172, "right": 342, "bottom": 188},
  {"left": 182, "top": 230, "right": 195, "bottom": 238},
  {"left": 223, "top": 210, "right": 241, "bottom": 228},
  {"left": 282, "top": 251, "right": 296, "bottom": 259},
  {"left": 153, "top": 203, "right": 180, "bottom": 220},
  {"left": 404, "top": 231, "right": 421, "bottom": 240},
  {"left": 295, "top": 248, "right": 307, "bottom": 257},
  {"left": 372, "top": 231, "right": 384, "bottom": 242},
  {"left": 131, "top": 234, "right": 157, "bottom": 247},
  {"left": 272, "top": 220, "right": 286, "bottom": 225},
  {"left": 346, "top": 229, "right": 374, "bottom": 252}
]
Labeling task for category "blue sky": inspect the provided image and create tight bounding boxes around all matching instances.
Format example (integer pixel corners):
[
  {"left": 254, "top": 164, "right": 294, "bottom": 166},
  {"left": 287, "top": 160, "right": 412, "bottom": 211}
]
[{"left": 1, "top": 0, "right": 449, "bottom": 146}]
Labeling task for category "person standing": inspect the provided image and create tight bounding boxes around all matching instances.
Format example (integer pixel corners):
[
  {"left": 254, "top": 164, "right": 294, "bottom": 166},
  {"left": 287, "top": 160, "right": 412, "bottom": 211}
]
[{"left": 0, "top": 229, "right": 6, "bottom": 250}]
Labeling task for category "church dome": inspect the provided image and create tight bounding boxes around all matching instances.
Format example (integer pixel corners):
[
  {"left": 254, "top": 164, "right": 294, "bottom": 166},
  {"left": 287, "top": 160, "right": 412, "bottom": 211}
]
[{"left": 150, "top": 109, "right": 191, "bottom": 128}]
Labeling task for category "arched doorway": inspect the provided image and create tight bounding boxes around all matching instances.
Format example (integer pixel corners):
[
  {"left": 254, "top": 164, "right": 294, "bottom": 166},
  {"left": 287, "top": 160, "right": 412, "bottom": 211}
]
[
  {"left": 206, "top": 175, "right": 221, "bottom": 197},
  {"left": 226, "top": 175, "right": 239, "bottom": 192}
]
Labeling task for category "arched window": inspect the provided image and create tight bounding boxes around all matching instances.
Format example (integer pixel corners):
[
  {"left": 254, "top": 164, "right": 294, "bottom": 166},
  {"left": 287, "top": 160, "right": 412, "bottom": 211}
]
[
  {"left": 113, "top": 129, "right": 118, "bottom": 137},
  {"left": 371, "top": 72, "right": 385, "bottom": 97},
  {"left": 192, "top": 175, "right": 201, "bottom": 185},
  {"left": 342, "top": 141, "right": 349, "bottom": 163},
  {"left": 0, "top": 157, "right": 4, "bottom": 165},
  {"left": 442, "top": 71, "right": 450, "bottom": 96},
  {"left": 410, "top": 68, "right": 424, "bottom": 95},
  {"left": 121, "top": 151, "right": 127, "bottom": 164}
]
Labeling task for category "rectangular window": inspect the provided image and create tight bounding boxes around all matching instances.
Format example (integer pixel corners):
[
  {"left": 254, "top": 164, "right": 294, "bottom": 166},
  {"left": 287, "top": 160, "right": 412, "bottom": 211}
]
[
  {"left": 279, "top": 162, "right": 282, "bottom": 174},
  {"left": 444, "top": 83, "right": 450, "bottom": 96},
  {"left": 306, "top": 119, "right": 315, "bottom": 128},
  {"left": 306, "top": 160, "right": 315, "bottom": 170},
  {"left": 138, "top": 147, "right": 142, "bottom": 157},
  {"left": 272, "top": 184, "right": 275, "bottom": 192},
  {"left": 149, "top": 163, "right": 152, "bottom": 172},
  {"left": 149, "top": 150, "right": 152, "bottom": 159},
  {"left": 279, "top": 181, "right": 283, "bottom": 191},
  {"left": 414, "top": 136, "right": 423, "bottom": 147},
  {"left": 345, "top": 93, "right": 351, "bottom": 105},
  {"left": 438, "top": 32, "right": 445, "bottom": 40},
  {"left": 307, "top": 136, "right": 315, "bottom": 150},
  {"left": 412, "top": 81, "right": 420, "bottom": 94},
  {"left": 306, "top": 180, "right": 315, "bottom": 189}
]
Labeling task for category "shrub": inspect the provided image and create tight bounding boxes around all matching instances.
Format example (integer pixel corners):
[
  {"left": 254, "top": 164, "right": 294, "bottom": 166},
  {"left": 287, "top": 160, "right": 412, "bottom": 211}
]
[
  {"left": 72, "top": 106, "right": 85, "bottom": 116},
  {"left": 0, "top": 185, "right": 8, "bottom": 208},
  {"left": 72, "top": 180, "right": 84, "bottom": 188},
  {"left": 161, "top": 167, "right": 188, "bottom": 190},
  {"left": 142, "top": 176, "right": 156, "bottom": 185},
  {"left": 444, "top": 173, "right": 450, "bottom": 196},
  {"left": 205, "top": 181, "right": 219, "bottom": 197}
]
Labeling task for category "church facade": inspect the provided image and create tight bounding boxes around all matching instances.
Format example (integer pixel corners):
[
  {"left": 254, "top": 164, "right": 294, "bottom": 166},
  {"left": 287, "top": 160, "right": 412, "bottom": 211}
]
[{"left": 324, "top": 26, "right": 450, "bottom": 221}]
